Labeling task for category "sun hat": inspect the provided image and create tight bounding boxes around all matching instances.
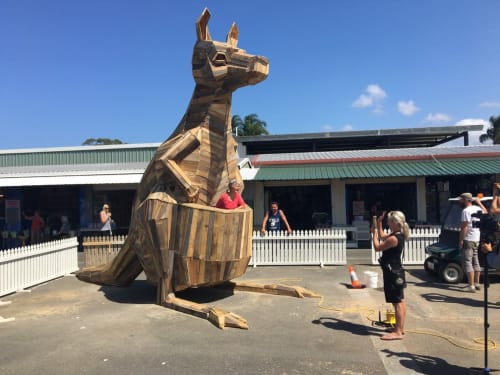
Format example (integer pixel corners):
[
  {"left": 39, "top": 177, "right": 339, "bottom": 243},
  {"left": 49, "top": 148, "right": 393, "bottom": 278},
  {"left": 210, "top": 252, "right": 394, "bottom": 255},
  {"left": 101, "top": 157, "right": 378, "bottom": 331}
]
[{"left": 459, "top": 192, "right": 473, "bottom": 201}]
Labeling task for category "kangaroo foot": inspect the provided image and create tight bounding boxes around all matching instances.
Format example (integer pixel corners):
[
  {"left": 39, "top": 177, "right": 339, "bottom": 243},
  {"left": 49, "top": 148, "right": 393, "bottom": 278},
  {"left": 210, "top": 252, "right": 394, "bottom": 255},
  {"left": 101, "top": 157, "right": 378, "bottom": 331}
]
[
  {"left": 208, "top": 307, "right": 248, "bottom": 330},
  {"left": 220, "top": 281, "right": 321, "bottom": 299},
  {"left": 160, "top": 294, "right": 248, "bottom": 330}
]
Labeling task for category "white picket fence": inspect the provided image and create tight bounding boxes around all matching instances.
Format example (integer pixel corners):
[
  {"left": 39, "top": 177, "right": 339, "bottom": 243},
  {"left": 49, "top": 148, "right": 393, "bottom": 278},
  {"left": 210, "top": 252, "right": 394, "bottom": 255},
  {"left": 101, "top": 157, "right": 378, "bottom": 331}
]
[
  {"left": 81, "top": 229, "right": 347, "bottom": 268},
  {"left": 250, "top": 229, "right": 347, "bottom": 266},
  {"left": 0, "top": 237, "right": 79, "bottom": 297},
  {"left": 371, "top": 227, "right": 441, "bottom": 265},
  {"left": 80, "top": 227, "right": 438, "bottom": 268},
  {"left": 82, "top": 235, "right": 126, "bottom": 268}
]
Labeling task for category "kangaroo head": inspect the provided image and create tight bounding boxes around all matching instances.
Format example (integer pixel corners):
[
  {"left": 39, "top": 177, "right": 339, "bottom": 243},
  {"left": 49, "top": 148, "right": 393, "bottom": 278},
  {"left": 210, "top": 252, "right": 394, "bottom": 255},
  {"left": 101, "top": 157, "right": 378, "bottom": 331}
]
[{"left": 192, "top": 8, "right": 269, "bottom": 92}]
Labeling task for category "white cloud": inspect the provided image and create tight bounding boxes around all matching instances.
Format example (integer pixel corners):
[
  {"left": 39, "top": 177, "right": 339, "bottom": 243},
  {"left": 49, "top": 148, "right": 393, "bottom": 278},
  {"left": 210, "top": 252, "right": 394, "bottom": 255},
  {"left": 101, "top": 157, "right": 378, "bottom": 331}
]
[
  {"left": 366, "top": 84, "right": 387, "bottom": 99},
  {"left": 479, "top": 101, "right": 500, "bottom": 108},
  {"left": 321, "top": 123, "right": 354, "bottom": 132},
  {"left": 352, "top": 84, "right": 387, "bottom": 112},
  {"left": 439, "top": 118, "right": 489, "bottom": 147},
  {"left": 398, "top": 100, "right": 420, "bottom": 116},
  {"left": 352, "top": 94, "right": 373, "bottom": 108},
  {"left": 454, "top": 118, "right": 488, "bottom": 127},
  {"left": 424, "top": 113, "right": 451, "bottom": 123}
]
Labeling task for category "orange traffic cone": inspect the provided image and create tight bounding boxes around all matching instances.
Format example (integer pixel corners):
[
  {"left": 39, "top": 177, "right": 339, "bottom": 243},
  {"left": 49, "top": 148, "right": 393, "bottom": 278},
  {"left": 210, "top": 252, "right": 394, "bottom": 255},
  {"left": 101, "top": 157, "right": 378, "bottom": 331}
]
[{"left": 348, "top": 265, "right": 362, "bottom": 288}]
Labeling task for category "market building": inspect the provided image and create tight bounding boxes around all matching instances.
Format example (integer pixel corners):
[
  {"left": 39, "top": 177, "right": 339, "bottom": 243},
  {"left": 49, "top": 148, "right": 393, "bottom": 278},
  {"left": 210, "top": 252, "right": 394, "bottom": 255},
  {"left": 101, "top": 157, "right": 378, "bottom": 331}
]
[{"left": 1, "top": 124, "right": 498, "bottom": 248}]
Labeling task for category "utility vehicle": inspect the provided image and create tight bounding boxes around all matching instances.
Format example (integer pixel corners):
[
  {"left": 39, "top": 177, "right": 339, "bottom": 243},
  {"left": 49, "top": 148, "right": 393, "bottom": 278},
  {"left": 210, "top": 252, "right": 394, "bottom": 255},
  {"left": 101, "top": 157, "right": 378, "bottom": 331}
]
[{"left": 424, "top": 196, "right": 491, "bottom": 283}]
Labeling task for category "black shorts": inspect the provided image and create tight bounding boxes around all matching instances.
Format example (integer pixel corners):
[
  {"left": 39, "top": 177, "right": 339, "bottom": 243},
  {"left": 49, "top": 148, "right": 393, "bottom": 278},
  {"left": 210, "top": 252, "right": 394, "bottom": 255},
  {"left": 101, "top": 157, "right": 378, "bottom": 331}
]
[{"left": 383, "top": 269, "right": 405, "bottom": 303}]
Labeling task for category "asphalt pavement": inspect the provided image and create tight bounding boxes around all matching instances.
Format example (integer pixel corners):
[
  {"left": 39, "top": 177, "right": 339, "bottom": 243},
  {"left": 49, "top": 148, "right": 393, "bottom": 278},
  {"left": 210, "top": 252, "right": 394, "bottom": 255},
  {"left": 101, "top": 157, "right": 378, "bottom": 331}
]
[{"left": 1, "top": 261, "right": 499, "bottom": 375}]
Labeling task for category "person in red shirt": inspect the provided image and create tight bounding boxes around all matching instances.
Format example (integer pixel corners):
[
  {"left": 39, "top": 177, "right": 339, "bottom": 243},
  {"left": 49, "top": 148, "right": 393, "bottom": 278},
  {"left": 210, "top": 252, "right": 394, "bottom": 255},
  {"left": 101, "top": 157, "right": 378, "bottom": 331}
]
[
  {"left": 24, "top": 210, "right": 45, "bottom": 244},
  {"left": 215, "top": 180, "right": 246, "bottom": 209}
]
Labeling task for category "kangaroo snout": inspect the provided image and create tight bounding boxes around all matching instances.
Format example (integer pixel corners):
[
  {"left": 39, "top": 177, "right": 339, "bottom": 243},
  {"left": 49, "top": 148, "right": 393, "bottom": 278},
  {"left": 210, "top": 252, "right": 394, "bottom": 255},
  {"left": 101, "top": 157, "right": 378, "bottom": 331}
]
[{"left": 247, "top": 55, "right": 269, "bottom": 85}]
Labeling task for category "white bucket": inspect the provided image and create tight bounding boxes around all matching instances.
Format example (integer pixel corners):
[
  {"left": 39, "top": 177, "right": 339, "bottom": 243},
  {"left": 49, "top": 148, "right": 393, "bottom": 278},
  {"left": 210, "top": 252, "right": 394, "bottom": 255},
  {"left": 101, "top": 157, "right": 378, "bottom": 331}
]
[{"left": 364, "top": 271, "right": 378, "bottom": 288}]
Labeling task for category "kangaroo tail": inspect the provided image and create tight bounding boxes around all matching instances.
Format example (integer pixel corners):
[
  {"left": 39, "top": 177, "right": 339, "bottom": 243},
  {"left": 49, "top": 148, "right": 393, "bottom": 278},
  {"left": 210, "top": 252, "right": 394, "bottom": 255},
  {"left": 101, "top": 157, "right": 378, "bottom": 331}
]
[{"left": 76, "top": 234, "right": 143, "bottom": 286}]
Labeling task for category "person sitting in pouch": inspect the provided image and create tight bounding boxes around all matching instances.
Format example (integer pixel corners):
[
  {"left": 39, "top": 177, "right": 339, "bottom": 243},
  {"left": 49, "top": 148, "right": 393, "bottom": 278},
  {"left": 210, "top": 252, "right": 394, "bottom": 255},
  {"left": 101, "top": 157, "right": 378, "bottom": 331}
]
[{"left": 215, "top": 180, "right": 246, "bottom": 209}]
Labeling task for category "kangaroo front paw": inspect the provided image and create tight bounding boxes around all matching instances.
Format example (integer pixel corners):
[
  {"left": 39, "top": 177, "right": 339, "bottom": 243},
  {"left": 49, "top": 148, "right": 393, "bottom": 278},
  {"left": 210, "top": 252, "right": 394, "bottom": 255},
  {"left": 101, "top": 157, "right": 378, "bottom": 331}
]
[{"left": 187, "top": 186, "right": 200, "bottom": 203}]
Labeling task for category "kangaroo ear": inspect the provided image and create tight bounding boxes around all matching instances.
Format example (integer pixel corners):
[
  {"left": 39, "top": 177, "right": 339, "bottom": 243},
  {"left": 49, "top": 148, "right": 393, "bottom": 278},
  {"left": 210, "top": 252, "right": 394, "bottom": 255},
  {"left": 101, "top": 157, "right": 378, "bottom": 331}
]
[
  {"left": 226, "top": 22, "right": 238, "bottom": 48},
  {"left": 196, "top": 8, "right": 212, "bottom": 41}
]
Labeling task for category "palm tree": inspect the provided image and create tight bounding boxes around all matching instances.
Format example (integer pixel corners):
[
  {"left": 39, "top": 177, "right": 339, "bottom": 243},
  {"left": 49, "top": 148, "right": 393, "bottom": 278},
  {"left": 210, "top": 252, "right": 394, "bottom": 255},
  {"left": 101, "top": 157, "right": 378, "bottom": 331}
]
[
  {"left": 479, "top": 115, "right": 500, "bottom": 144},
  {"left": 231, "top": 114, "right": 269, "bottom": 136}
]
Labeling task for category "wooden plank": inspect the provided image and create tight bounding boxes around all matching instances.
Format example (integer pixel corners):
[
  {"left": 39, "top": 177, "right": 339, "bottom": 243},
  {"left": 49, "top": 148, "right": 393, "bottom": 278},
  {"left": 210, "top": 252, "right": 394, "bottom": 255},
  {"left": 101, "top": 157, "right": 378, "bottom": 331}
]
[
  {"left": 185, "top": 207, "right": 198, "bottom": 258},
  {"left": 210, "top": 210, "right": 225, "bottom": 261},
  {"left": 233, "top": 211, "right": 244, "bottom": 260},
  {"left": 204, "top": 211, "right": 215, "bottom": 261},
  {"left": 175, "top": 205, "right": 188, "bottom": 256},
  {"left": 223, "top": 213, "right": 235, "bottom": 260},
  {"left": 187, "top": 258, "right": 201, "bottom": 285},
  {"left": 193, "top": 209, "right": 210, "bottom": 260}
]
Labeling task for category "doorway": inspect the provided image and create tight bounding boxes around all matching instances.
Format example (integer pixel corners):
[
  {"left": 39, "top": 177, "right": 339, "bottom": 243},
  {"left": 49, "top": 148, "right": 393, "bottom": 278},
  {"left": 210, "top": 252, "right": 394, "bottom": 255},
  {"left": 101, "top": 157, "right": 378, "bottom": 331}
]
[
  {"left": 264, "top": 185, "right": 331, "bottom": 230},
  {"left": 346, "top": 183, "right": 417, "bottom": 225}
]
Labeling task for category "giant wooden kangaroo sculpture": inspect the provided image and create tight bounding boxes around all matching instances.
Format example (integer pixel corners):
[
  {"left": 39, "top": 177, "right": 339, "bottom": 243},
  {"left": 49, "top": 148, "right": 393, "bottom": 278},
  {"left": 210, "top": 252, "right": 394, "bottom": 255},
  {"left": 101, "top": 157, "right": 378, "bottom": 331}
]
[{"left": 77, "top": 8, "right": 318, "bottom": 329}]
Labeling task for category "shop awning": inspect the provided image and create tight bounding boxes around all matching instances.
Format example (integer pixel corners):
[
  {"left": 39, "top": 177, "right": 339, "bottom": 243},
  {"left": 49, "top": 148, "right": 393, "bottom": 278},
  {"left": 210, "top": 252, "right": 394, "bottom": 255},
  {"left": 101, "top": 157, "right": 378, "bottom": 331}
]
[
  {"left": 0, "top": 163, "right": 146, "bottom": 187},
  {"left": 251, "top": 158, "right": 500, "bottom": 180}
]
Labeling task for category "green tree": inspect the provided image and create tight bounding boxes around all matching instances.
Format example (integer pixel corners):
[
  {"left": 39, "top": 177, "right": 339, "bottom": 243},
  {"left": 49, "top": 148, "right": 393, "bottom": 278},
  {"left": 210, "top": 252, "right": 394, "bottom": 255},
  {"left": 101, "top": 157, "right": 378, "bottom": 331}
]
[
  {"left": 231, "top": 114, "right": 269, "bottom": 136},
  {"left": 479, "top": 115, "right": 500, "bottom": 144},
  {"left": 82, "top": 138, "right": 125, "bottom": 145}
]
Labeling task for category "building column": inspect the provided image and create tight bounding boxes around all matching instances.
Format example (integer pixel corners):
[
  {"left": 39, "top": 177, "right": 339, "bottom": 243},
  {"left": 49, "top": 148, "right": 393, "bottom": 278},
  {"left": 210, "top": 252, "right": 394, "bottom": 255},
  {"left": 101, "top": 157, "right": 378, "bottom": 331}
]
[
  {"left": 416, "top": 177, "right": 427, "bottom": 223},
  {"left": 79, "top": 186, "right": 92, "bottom": 229},
  {"left": 253, "top": 181, "right": 265, "bottom": 229},
  {"left": 331, "top": 180, "right": 346, "bottom": 225}
]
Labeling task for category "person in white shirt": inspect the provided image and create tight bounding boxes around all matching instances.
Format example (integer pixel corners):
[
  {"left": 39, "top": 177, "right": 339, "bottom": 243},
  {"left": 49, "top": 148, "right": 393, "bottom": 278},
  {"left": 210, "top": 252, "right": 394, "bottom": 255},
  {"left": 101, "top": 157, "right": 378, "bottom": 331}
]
[{"left": 458, "top": 192, "right": 482, "bottom": 292}]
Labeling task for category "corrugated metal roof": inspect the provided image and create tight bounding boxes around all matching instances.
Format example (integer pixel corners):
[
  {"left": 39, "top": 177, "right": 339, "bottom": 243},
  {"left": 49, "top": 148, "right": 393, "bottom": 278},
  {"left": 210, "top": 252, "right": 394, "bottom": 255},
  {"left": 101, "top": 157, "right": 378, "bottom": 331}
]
[
  {"left": 253, "top": 158, "right": 500, "bottom": 180},
  {"left": 238, "top": 125, "right": 483, "bottom": 154},
  {"left": 251, "top": 145, "right": 500, "bottom": 165},
  {"left": 0, "top": 162, "right": 148, "bottom": 176},
  {"left": 1, "top": 143, "right": 498, "bottom": 184},
  {"left": 0, "top": 144, "right": 159, "bottom": 168},
  {"left": 0, "top": 162, "right": 149, "bottom": 187}
]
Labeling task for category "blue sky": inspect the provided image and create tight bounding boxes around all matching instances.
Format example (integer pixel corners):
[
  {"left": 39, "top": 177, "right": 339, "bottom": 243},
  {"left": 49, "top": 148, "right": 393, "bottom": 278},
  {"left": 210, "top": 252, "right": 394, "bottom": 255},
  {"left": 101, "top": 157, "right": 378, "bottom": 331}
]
[{"left": 1, "top": 1, "right": 499, "bottom": 150}]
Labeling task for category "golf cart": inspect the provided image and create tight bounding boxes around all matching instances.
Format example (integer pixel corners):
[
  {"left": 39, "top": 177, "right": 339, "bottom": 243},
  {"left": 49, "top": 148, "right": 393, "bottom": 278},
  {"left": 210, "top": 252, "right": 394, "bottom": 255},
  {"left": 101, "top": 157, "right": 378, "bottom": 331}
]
[{"left": 424, "top": 196, "right": 492, "bottom": 283}]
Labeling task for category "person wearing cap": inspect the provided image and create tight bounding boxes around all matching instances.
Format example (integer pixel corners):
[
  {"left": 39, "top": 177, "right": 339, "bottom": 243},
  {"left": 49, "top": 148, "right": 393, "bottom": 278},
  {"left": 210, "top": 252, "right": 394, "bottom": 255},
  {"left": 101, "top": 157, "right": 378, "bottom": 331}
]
[
  {"left": 458, "top": 192, "right": 482, "bottom": 292},
  {"left": 215, "top": 180, "right": 246, "bottom": 209},
  {"left": 100, "top": 204, "right": 113, "bottom": 232}
]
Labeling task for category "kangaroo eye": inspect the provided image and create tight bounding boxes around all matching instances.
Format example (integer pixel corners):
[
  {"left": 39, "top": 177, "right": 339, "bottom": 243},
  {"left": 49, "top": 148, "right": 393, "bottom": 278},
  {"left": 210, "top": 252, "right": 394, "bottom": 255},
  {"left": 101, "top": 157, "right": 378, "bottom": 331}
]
[{"left": 213, "top": 53, "right": 227, "bottom": 66}]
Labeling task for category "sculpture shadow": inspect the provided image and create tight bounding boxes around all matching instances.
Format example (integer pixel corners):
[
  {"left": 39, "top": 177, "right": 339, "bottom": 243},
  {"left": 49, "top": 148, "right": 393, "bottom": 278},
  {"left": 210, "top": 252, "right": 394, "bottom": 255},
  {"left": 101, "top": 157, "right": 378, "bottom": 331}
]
[
  {"left": 99, "top": 281, "right": 235, "bottom": 305},
  {"left": 408, "top": 268, "right": 500, "bottom": 287},
  {"left": 177, "top": 286, "right": 235, "bottom": 304},
  {"left": 312, "top": 316, "right": 383, "bottom": 337},
  {"left": 406, "top": 269, "right": 444, "bottom": 284},
  {"left": 99, "top": 280, "right": 156, "bottom": 304},
  {"left": 420, "top": 292, "right": 500, "bottom": 309},
  {"left": 405, "top": 269, "right": 460, "bottom": 292},
  {"left": 380, "top": 349, "right": 480, "bottom": 374}
]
